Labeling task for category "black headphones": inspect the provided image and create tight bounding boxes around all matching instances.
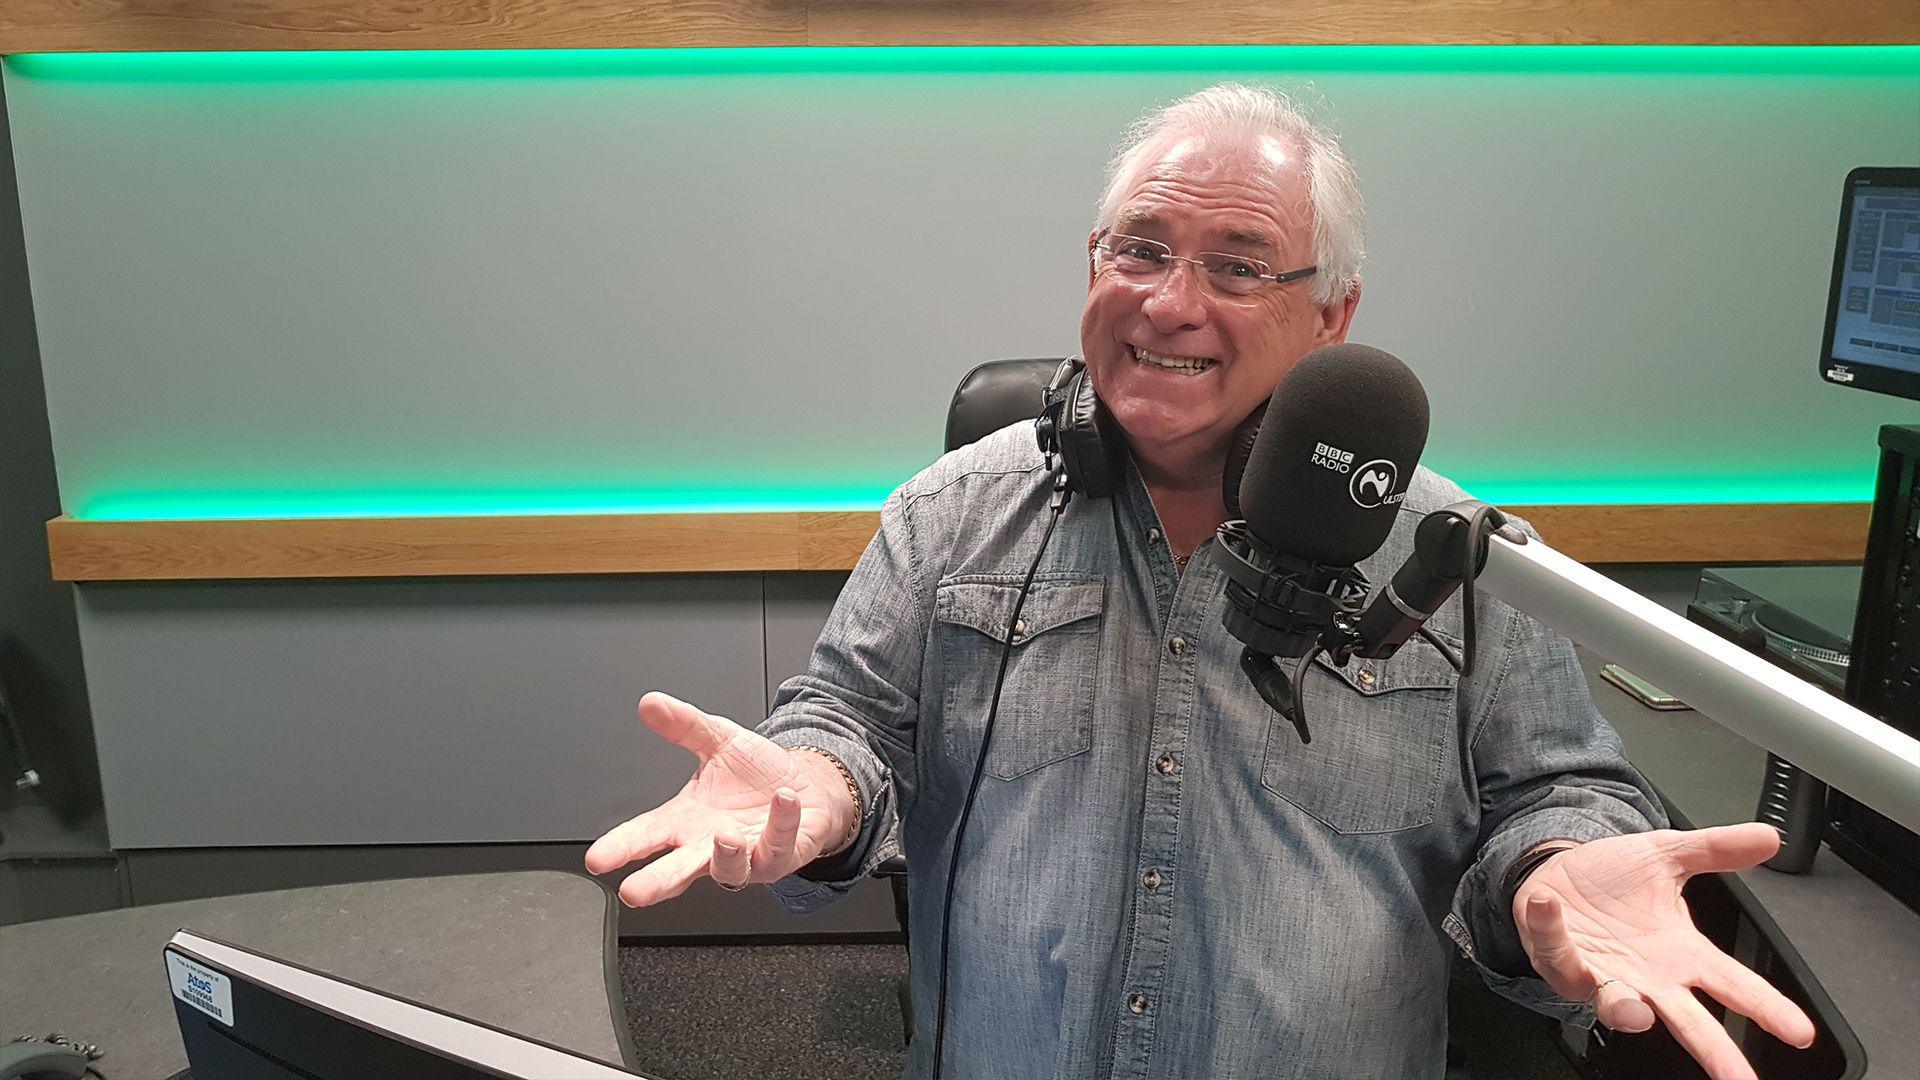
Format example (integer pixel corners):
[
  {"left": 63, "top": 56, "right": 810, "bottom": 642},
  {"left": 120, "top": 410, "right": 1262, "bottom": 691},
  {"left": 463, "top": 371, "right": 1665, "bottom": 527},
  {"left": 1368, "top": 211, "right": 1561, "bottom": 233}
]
[{"left": 1035, "top": 355, "right": 1264, "bottom": 516}]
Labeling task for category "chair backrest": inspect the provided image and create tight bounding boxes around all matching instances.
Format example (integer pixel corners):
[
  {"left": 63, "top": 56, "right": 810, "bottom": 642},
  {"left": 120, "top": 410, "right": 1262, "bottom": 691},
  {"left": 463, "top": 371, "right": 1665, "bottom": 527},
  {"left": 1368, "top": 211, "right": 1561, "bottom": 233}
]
[{"left": 944, "top": 357, "right": 1062, "bottom": 453}]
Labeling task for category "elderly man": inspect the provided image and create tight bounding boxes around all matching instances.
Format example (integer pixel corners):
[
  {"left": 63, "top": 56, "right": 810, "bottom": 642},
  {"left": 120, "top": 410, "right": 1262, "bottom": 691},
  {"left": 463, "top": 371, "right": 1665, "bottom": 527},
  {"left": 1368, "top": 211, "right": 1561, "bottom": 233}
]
[{"left": 586, "top": 83, "right": 1815, "bottom": 1080}]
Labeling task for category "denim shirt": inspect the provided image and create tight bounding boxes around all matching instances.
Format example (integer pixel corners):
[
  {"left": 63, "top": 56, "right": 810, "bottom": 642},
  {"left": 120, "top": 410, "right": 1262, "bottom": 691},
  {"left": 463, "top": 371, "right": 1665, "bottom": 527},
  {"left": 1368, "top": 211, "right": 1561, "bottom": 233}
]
[{"left": 762, "top": 423, "right": 1664, "bottom": 1080}]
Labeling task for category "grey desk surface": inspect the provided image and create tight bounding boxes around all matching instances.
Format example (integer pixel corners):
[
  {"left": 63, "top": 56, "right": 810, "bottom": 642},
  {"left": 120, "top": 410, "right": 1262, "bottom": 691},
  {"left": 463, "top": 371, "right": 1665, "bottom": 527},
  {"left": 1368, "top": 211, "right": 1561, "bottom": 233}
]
[
  {"left": 0, "top": 870, "right": 637, "bottom": 1079},
  {"left": 1584, "top": 650, "right": 1920, "bottom": 1080}
]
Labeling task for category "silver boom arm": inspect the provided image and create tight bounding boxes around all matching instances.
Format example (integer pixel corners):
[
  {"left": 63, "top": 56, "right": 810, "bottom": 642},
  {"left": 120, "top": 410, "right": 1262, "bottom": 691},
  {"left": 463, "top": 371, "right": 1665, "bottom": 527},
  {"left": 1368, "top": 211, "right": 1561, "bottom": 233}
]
[{"left": 1476, "top": 530, "right": 1920, "bottom": 833}]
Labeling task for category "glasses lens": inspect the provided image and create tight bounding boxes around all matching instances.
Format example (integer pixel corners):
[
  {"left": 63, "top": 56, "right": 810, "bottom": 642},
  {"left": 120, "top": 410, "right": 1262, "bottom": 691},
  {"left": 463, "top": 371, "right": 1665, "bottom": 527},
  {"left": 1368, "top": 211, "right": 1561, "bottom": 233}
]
[
  {"left": 1201, "top": 254, "right": 1270, "bottom": 296},
  {"left": 1103, "top": 235, "right": 1169, "bottom": 276}
]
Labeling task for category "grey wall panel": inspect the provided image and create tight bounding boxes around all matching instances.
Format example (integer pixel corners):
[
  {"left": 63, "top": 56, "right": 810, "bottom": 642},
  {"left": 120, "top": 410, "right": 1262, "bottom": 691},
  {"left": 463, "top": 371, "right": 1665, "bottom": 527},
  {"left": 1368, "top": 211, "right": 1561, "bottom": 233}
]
[
  {"left": 764, "top": 572, "right": 854, "bottom": 713},
  {"left": 78, "top": 576, "right": 766, "bottom": 848},
  {"left": 7, "top": 62, "right": 1917, "bottom": 521}
]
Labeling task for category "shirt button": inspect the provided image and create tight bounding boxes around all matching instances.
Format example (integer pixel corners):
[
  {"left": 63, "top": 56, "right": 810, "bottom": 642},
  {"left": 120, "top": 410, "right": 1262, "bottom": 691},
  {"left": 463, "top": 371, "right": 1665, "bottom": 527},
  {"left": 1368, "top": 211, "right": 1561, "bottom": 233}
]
[
  {"left": 1356, "top": 666, "right": 1377, "bottom": 688},
  {"left": 1168, "top": 635, "right": 1187, "bottom": 656},
  {"left": 1013, "top": 618, "right": 1028, "bottom": 639},
  {"left": 1155, "top": 754, "right": 1178, "bottom": 775},
  {"left": 1143, "top": 868, "right": 1162, "bottom": 890},
  {"left": 1148, "top": 528, "right": 1162, "bottom": 544},
  {"left": 1128, "top": 993, "right": 1149, "bottom": 1015}
]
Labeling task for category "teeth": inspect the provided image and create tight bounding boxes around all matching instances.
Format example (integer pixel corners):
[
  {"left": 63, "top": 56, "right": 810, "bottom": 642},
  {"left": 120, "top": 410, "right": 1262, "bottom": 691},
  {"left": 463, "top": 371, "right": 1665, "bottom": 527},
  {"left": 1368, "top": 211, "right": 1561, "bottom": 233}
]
[{"left": 1131, "top": 346, "right": 1214, "bottom": 373}]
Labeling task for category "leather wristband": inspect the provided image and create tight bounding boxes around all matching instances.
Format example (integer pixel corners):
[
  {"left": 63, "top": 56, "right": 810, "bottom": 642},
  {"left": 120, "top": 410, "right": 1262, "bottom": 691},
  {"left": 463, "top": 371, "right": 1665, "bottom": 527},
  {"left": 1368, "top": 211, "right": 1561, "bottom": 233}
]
[
  {"left": 1502, "top": 838, "right": 1583, "bottom": 916},
  {"left": 795, "top": 747, "right": 864, "bottom": 858}
]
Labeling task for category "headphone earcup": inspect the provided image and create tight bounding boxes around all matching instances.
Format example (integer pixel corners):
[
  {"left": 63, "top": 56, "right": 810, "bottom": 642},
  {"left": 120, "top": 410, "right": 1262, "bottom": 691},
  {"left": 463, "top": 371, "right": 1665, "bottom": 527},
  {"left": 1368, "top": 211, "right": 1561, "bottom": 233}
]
[
  {"left": 1057, "top": 368, "right": 1125, "bottom": 500},
  {"left": 1222, "top": 401, "right": 1267, "bottom": 519}
]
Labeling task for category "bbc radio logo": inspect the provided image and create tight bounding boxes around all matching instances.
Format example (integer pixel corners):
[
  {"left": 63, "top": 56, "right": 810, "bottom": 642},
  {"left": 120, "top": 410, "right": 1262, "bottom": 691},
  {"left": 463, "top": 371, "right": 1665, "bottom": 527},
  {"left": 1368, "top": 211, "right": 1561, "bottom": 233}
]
[{"left": 1311, "top": 442, "right": 1355, "bottom": 473}]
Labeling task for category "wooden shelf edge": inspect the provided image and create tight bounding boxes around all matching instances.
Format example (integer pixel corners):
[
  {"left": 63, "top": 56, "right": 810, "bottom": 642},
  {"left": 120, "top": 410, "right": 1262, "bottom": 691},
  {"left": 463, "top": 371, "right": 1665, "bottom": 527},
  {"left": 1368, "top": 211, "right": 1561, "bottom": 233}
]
[
  {"left": 46, "top": 502, "right": 1869, "bottom": 582},
  {"left": 1506, "top": 502, "right": 1871, "bottom": 565},
  {"left": 2, "top": 0, "right": 1915, "bottom": 54}
]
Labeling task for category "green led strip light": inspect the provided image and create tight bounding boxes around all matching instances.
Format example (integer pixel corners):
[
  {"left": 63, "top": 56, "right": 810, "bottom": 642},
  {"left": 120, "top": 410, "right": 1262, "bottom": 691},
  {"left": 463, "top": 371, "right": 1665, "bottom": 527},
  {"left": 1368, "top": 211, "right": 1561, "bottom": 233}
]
[
  {"left": 71, "top": 473, "right": 1874, "bottom": 523},
  {"left": 77, "top": 486, "right": 906, "bottom": 521},
  {"left": 9, "top": 45, "right": 1918, "bottom": 81}
]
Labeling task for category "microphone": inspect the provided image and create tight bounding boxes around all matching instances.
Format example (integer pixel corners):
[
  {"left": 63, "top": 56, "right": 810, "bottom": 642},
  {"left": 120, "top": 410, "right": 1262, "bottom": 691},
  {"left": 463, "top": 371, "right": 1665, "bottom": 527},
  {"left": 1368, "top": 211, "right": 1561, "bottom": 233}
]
[
  {"left": 1351, "top": 500, "right": 1500, "bottom": 662},
  {"left": 1211, "top": 343, "right": 1430, "bottom": 742}
]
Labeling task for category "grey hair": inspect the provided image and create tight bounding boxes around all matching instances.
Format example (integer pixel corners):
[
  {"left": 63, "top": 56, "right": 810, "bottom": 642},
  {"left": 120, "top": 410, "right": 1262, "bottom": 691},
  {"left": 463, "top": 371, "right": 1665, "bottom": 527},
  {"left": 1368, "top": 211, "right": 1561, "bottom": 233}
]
[{"left": 1095, "top": 83, "right": 1365, "bottom": 306}]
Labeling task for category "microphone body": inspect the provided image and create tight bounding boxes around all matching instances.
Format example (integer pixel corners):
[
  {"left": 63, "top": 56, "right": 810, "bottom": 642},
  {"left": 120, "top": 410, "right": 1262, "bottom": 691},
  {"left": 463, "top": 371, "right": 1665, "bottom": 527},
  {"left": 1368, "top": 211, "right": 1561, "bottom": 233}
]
[{"left": 1351, "top": 503, "right": 1498, "bottom": 659}]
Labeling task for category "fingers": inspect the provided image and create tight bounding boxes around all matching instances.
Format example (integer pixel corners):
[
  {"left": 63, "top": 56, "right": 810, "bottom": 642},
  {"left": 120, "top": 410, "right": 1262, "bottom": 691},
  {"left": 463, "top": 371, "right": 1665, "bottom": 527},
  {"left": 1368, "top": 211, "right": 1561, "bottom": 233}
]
[
  {"left": 1649, "top": 988, "right": 1758, "bottom": 1080},
  {"left": 1521, "top": 893, "right": 1657, "bottom": 1034},
  {"left": 711, "top": 830, "right": 751, "bottom": 890},
  {"left": 584, "top": 812, "right": 673, "bottom": 876},
  {"left": 617, "top": 844, "right": 712, "bottom": 908},
  {"left": 1519, "top": 892, "right": 1587, "bottom": 993},
  {"left": 752, "top": 788, "right": 803, "bottom": 880},
  {"left": 1593, "top": 979, "right": 1656, "bottom": 1034},
  {"left": 639, "top": 691, "right": 739, "bottom": 763},
  {"left": 1663, "top": 823, "right": 1782, "bottom": 877},
  {"left": 1699, "top": 952, "right": 1817, "bottom": 1049}
]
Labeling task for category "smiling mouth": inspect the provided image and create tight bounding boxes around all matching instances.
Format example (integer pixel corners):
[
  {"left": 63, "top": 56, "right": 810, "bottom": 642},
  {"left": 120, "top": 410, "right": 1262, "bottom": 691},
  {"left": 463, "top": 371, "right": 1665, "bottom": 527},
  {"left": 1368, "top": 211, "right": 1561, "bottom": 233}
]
[{"left": 1130, "top": 345, "right": 1216, "bottom": 374}]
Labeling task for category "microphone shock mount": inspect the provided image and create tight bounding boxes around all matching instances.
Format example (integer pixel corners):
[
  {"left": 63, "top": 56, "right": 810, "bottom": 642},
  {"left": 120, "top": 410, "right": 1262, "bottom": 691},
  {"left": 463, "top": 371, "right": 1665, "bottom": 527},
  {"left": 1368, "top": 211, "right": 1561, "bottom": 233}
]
[{"left": 1213, "top": 520, "right": 1372, "bottom": 743}]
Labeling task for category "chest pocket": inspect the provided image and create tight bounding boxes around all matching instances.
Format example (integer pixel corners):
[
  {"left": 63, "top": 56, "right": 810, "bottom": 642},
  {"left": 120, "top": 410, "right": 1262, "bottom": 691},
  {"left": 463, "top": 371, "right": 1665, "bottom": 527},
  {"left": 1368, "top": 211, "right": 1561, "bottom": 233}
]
[
  {"left": 1259, "top": 639, "right": 1458, "bottom": 834},
  {"left": 936, "top": 578, "right": 1104, "bottom": 781}
]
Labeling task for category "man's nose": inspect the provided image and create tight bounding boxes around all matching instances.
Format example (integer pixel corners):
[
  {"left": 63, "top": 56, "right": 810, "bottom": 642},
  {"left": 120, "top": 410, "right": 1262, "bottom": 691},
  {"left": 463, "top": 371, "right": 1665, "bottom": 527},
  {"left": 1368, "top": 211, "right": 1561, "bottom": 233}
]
[{"left": 1142, "top": 259, "right": 1209, "bottom": 332}]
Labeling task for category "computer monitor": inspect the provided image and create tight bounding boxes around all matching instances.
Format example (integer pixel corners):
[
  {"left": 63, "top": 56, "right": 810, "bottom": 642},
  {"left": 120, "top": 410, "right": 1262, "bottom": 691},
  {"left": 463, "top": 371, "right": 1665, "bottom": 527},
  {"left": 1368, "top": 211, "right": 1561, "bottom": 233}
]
[
  {"left": 165, "top": 930, "right": 650, "bottom": 1080},
  {"left": 1820, "top": 166, "right": 1920, "bottom": 402}
]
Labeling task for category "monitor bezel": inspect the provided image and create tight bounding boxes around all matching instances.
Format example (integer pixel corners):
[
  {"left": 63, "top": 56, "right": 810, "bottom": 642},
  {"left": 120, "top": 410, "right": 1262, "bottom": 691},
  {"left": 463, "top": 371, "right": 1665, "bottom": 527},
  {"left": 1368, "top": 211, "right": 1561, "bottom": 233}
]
[
  {"left": 1820, "top": 165, "right": 1920, "bottom": 403},
  {"left": 163, "top": 930, "right": 648, "bottom": 1080}
]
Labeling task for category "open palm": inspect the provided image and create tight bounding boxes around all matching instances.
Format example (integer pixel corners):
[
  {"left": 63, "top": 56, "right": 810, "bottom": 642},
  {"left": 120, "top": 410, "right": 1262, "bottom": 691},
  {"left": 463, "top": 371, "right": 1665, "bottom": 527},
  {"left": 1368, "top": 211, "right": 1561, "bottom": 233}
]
[
  {"left": 1514, "top": 823, "right": 1817, "bottom": 1080},
  {"left": 584, "top": 692, "right": 847, "bottom": 906}
]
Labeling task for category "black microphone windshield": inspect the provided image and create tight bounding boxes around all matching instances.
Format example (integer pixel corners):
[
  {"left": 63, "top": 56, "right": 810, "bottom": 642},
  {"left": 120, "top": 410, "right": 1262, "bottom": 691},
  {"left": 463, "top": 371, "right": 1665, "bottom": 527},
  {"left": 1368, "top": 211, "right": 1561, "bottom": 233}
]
[{"left": 1238, "top": 343, "right": 1430, "bottom": 566}]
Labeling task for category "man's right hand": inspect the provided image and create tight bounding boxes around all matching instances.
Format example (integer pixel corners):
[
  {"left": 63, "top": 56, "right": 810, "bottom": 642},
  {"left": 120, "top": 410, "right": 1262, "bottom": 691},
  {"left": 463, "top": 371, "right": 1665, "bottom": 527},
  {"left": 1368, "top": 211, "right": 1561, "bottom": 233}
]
[{"left": 584, "top": 692, "right": 859, "bottom": 907}]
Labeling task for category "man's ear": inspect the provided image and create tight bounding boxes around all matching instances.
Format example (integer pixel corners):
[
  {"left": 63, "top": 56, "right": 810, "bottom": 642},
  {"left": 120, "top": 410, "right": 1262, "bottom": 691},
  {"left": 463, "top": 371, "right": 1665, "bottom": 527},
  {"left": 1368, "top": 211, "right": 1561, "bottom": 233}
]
[
  {"left": 1086, "top": 229, "right": 1101, "bottom": 290},
  {"left": 1313, "top": 275, "right": 1362, "bottom": 346}
]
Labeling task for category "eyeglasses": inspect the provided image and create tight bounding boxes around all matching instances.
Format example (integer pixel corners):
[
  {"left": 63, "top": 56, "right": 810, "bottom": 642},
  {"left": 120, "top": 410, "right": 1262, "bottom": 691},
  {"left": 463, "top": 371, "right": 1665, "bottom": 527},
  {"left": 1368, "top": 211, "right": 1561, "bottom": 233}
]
[{"left": 1092, "top": 230, "right": 1318, "bottom": 298}]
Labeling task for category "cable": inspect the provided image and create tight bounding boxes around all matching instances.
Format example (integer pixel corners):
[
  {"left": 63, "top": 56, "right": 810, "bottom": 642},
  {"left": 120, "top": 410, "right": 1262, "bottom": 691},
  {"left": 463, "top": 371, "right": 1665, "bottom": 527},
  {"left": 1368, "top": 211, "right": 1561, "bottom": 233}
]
[
  {"left": 1288, "top": 646, "right": 1322, "bottom": 744},
  {"left": 1455, "top": 503, "right": 1501, "bottom": 681},
  {"left": 930, "top": 491, "right": 1068, "bottom": 1080},
  {"left": 1415, "top": 626, "right": 1464, "bottom": 673}
]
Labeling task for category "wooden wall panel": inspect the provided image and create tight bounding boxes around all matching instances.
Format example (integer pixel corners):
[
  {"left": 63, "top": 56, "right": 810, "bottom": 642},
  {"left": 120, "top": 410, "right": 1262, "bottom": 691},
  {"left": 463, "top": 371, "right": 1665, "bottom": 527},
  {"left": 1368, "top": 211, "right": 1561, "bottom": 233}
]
[
  {"left": 1509, "top": 502, "right": 1872, "bottom": 565},
  {"left": 2, "top": 0, "right": 1913, "bottom": 54},
  {"left": 0, "top": 0, "right": 806, "bottom": 54},
  {"left": 45, "top": 503, "right": 1870, "bottom": 581},
  {"left": 806, "top": 1, "right": 1920, "bottom": 49}
]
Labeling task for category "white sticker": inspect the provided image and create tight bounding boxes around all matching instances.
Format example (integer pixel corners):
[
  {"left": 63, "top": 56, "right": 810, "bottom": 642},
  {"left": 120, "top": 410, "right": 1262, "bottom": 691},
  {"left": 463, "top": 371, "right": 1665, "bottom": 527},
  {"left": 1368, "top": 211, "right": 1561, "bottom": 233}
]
[{"left": 167, "top": 952, "right": 236, "bottom": 1026}]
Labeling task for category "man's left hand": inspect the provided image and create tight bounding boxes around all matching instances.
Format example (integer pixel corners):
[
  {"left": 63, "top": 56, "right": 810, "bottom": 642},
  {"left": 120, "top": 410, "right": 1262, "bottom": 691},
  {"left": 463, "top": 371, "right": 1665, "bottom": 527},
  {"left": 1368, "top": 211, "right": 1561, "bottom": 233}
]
[{"left": 1513, "top": 822, "right": 1817, "bottom": 1080}]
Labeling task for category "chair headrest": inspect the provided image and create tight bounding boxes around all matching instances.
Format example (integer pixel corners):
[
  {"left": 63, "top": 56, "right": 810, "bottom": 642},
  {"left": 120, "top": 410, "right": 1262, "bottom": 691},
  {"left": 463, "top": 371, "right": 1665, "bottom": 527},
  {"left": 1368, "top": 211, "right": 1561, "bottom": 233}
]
[{"left": 944, "top": 358, "right": 1062, "bottom": 453}]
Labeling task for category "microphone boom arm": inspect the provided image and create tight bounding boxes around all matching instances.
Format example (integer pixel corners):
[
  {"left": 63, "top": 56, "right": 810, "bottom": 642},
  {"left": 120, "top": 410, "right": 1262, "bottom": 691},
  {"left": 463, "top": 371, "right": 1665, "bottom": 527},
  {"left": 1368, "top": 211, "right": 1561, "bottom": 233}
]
[{"left": 1476, "top": 529, "right": 1920, "bottom": 833}]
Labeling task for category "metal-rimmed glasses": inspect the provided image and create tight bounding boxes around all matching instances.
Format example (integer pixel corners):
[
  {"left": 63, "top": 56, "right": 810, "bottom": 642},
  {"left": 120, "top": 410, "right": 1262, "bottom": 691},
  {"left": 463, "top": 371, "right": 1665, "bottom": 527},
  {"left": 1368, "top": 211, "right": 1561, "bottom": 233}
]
[{"left": 1091, "top": 229, "right": 1318, "bottom": 298}]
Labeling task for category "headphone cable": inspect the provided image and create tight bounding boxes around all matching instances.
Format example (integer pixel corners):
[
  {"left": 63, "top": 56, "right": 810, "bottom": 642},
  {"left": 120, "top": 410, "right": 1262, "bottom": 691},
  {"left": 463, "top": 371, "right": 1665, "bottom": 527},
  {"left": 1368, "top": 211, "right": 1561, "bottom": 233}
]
[{"left": 930, "top": 489, "right": 1068, "bottom": 1079}]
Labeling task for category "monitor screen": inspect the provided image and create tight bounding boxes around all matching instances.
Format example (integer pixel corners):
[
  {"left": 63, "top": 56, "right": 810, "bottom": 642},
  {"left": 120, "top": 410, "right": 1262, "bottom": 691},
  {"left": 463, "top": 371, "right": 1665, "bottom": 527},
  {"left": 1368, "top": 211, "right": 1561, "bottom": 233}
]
[
  {"left": 165, "top": 930, "right": 648, "bottom": 1080},
  {"left": 1822, "top": 166, "right": 1920, "bottom": 401}
]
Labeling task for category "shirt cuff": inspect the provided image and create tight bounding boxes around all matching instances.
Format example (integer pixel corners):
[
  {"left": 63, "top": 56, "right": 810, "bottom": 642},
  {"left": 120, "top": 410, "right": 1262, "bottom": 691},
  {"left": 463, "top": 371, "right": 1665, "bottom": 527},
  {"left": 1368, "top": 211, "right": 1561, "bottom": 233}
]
[
  {"left": 764, "top": 729, "right": 890, "bottom": 898},
  {"left": 1501, "top": 838, "right": 1584, "bottom": 914},
  {"left": 1460, "top": 810, "right": 1629, "bottom": 979}
]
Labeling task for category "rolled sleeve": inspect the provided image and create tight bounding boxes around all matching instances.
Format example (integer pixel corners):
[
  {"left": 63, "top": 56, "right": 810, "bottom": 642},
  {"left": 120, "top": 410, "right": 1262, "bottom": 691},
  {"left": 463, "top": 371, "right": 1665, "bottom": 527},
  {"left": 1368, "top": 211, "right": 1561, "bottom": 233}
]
[
  {"left": 758, "top": 487, "right": 929, "bottom": 912},
  {"left": 1451, "top": 575, "right": 1666, "bottom": 1008},
  {"left": 764, "top": 729, "right": 893, "bottom": 904}
]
